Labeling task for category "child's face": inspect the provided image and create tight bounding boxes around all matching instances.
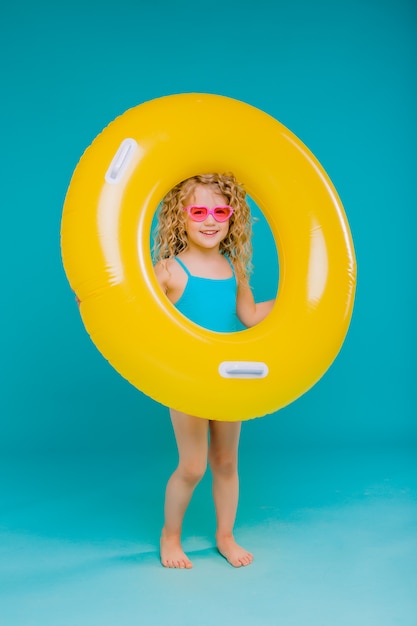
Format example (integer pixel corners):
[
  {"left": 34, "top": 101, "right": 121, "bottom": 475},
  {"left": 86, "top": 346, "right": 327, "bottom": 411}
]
[{"left": 183, "top": 184, "right": 231, "bottom": 251}]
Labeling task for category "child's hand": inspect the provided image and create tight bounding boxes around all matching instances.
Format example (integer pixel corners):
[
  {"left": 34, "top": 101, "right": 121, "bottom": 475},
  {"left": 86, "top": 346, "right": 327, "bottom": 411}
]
[{"left": 74, "top": 294, "right": 81, "bottom": 307}]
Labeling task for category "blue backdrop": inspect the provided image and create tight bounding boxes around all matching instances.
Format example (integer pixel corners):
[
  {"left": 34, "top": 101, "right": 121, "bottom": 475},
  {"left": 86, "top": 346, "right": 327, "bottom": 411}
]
[{"left": 1, "top": 0, "right": 416, "bottom": 455}]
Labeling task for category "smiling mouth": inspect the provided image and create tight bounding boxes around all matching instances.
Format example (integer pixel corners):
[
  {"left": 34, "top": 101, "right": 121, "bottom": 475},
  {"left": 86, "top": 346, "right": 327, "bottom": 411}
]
[{"left": 201, "top": 230, "right": 219, "bottom": 235}]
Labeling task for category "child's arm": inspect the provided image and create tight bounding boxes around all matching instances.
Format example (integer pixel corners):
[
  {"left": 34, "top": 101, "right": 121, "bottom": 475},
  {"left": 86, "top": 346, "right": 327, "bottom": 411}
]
[
  {"left": 236, "top": 280, "right": 275, "bottom": 328},
  {"left": 154, "top": 260, "right": 170, "bottom": 294},
  {"left": 74, "top": 293, "right": 81, "bottom": 307}
]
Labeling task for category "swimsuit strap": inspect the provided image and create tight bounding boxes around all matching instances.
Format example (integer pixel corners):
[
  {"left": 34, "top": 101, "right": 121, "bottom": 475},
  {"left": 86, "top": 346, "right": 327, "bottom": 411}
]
[
  {"left": 224, "top": 255, "right": 236, "bottom": 276},
  {"left": 174, "top": 257, "right": 192, "bottom": 276}
]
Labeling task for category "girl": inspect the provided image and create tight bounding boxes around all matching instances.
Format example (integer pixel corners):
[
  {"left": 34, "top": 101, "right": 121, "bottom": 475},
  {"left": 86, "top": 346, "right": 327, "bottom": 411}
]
[{"left": 153, "top": 173, "right": 274, "bottom": 569}]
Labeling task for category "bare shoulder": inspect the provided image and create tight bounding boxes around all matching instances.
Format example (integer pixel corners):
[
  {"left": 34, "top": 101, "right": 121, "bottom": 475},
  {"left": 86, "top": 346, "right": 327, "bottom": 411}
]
[
  {"left": 231, "top": 261, "right": 249, "bottom": 290},
  {"left": 154, "top": 258, "right": 184, "bottom": 294},
  {"left": 154, "top": 259, "right": 171, "bottom": 291}
]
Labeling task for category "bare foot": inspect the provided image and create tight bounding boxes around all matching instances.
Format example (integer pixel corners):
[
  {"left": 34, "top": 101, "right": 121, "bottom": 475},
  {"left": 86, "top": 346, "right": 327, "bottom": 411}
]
[
  {"left": 160, "top": 531, "right": 192, "bottom": 569},
  {"left": 216, "top": 534, "right": 253, "bottom": 567}
]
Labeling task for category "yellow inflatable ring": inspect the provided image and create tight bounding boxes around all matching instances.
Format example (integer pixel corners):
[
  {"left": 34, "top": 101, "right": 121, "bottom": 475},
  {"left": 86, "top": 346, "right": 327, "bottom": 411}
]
[{"left": 61, "top": 93, "right": 356, "bottom": 421}]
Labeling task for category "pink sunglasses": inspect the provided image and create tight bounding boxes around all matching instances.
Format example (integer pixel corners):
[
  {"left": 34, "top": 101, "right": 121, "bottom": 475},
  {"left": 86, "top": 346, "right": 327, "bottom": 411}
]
[{"left": 183, "top": 205, "right": 234, "bottom": 223}]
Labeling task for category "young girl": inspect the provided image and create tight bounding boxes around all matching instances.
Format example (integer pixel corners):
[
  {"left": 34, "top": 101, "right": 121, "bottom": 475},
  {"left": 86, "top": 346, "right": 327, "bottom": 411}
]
[{"left": 153, "top": 173, "right": 274, "bottom": 569}]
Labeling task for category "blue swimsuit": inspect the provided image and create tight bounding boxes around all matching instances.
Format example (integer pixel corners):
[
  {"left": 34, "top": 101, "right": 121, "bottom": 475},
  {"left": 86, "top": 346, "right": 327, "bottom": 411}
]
[{"left": 173, "top": 257, "right": 239, "bottom": 333}]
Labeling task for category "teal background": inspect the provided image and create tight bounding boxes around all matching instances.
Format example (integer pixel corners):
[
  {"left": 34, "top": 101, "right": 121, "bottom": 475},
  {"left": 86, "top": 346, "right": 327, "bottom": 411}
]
[
  {"left": 1, "top": 1, "right": 416, "bottom": 625},
  {"left": 2, "top": 0, "right": 415, "bottom": 454}
]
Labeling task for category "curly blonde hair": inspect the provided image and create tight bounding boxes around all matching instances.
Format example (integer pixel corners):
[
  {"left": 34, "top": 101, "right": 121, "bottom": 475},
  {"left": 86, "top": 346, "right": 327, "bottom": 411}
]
[{"left": 152, "top": 173, "right": 253, "bottom": 283}]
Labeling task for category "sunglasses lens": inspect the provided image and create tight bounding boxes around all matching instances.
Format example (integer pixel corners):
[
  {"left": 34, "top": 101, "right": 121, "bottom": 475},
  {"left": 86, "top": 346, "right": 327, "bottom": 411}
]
[
  {"left": 213, "top": 207, "right": 232, "bottom": 221},
  {"left": 188, "top": 206, "right": 208, "bottom": 221}
]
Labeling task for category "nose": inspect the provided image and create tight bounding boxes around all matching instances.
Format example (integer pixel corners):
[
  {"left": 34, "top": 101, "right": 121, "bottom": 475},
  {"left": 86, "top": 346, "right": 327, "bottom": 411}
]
[{"left": 203, "top": 212, "right": 216, "bottom": 225}]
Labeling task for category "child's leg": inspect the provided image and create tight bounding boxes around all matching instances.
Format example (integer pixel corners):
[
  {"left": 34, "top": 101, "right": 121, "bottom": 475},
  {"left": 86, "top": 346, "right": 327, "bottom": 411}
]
[
  {"left": 208, "top": 421, "right": 253, "bottom": 567},
  {"left": 160, "top": 409, "right": 209, "bottom": 569}
]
